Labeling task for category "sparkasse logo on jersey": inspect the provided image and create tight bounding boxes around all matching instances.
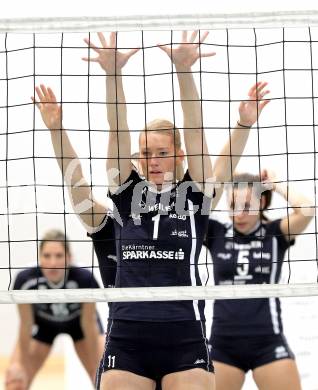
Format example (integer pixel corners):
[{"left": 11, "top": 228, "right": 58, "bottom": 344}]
[{"left": 122, "top": 248, "right": 185, "bottom": 260}]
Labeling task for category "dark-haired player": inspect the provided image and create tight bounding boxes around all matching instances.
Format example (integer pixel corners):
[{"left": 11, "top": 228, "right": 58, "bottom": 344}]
[{"left": 206, "top": 169, "right": 312, "bottom": 390}]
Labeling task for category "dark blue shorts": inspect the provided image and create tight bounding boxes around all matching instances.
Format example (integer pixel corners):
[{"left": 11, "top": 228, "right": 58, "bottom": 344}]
[
  {"left": 32, "top": 317, "right": 104, "bottom": 345},
  {"left": 209, "top": 333, "right": 295, "bottom": 372},
  {"left": 96, "top": 320, "right": 213, "bottom": 388}
]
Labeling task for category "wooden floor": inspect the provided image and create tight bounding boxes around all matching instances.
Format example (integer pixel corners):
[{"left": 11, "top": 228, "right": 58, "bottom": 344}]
[{"left": 0, "top": 356, "right": 64, "bottom": 390}]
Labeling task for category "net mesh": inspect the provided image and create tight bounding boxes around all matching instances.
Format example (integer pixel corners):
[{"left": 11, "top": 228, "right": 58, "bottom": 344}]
[
  {"left": 0, "top": 26, "right": 317, "bottom": 303},
  {"left": 1, "top": 13, "right": 318, "bottom": 389}
]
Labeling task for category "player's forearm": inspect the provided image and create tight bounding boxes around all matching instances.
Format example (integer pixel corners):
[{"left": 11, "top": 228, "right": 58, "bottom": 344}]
[
  {"left": 81, "top": 322, "right": 100, "bottom": 364},
  {"left": 8, "top": 343, "right": 22, "bottom": 365},
  {"left": 213, "top": 124, "right": 251, "bottom": 184},
  {"left": 50, "top": 128, "right": 84, "bottom": 184},
  {"left": 175, "top": 65, "right": 202, "bottom": 130},
  {"left": 176, "top": 65, "right": 213, "bottom": 187},
  {"left": 275, "top": 182, "right": 313, "bottom": 216},
  {"left": 105, "top": 73, "right": 131, "bottom": 182},
  {"left": 106, "top": 74, "right": 129, "bottom": 131},
  {"left": 82, "top": 323, "right": 99, "bottom": 344},
  {"left": 17, "top": 330, "right": 31, "bottom": 367}
]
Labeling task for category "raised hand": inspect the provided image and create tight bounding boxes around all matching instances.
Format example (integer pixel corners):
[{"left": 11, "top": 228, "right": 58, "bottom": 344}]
[
  {"left": 261, "top": 168, "right": 277, "bottom": 190},
  {"left": 238, "top": 82, "right": 270, "bottom": 127},
  {"left": 158, "top": 30, "right": 215, "bottom": 69},
  {"left": 82, "top": 32, "right": 139, "bottom": 74},
  {"left": 31, "top": 85, "right": 62, "bottom": 130}
]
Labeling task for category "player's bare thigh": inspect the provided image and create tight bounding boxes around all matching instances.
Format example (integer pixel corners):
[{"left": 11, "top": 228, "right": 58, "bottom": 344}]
[
  {"left": 162, "top": 368, "right": 215, "bottom": 390},
  {"left": 213, "top": 361, "right": 245, "bottom": 390},
  {"left": 252, "top": 358, "right": 301, "bottom": 390},
  {"left": 100, "top": 369, "right": 156, "bottom": 390}
]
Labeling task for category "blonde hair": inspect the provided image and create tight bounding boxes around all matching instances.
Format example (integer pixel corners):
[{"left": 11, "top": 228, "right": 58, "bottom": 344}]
[
  {"left": 139, "top": 119, "right": 184, "bottom": 181},
  {"left": 39, "top": 229, "right": 70, "bottom": 255}
]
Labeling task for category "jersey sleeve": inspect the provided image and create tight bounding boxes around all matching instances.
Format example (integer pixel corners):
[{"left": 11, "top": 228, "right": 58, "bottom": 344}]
[
  {"left": 182, "top": 170, "right": 216, "bottom": 200},
  {"left": 205, "top": 218, "right": 226, "bottom": 248},
  {"left": 12, "top": 268, "right": 36, "bottom": 290},
  {"left": 177, "top": 170, "right": 215, "bottom": 226},
  {"left": 266, "top": 219, "right": 295, "bottom": 251},
  {"left": 109, "top": 169, "right": 142, "bottom": 216},
  {"left": 88, "top": 272, "right": 100, "bottom": 289},
  {"left": 74, "top": 268, "right": 101, "bottom": 289},
  {"left": 12, "top": 270, "right": 27, "bottom": 290},
  {"left": 88, "top": 216, "right": 117, "bottom": 288}
]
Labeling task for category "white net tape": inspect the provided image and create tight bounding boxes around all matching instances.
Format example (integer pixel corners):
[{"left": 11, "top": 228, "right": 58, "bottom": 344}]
[
  {"left": 1, "top": 283, "right": 318, "bottom": 304},
  {"left": 0, "top": 10, "right": 317, "bottom": 32}
]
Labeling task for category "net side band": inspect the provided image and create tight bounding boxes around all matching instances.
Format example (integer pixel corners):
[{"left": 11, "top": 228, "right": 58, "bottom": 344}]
[
  {"left": 1, "top": 11, "right": 318, "bottom": 32},
  {"left": 2, "top": 284, "right": 318, "bottom": 304}
]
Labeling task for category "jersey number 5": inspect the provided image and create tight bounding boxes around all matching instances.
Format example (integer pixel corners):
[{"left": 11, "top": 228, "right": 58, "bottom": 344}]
[{"left": 236, "top": 250, "right": 249, "bottom": 276}]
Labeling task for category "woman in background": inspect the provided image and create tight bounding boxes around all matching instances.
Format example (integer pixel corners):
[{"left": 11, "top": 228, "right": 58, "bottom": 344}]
[
  {"left": 206, "top": 169, "right": 312, "bottom": 390},
  {"left": 5, "top": 229, "right": 104, "bottom": 390}
]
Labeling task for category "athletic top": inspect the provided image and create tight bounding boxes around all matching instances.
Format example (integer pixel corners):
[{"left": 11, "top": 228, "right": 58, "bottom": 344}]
[
  {"left": 89, "top": 217, "right": 117, "bottom": 289},
  {"left": 89, "top": 217, "right": 117, "bottom": 317},
  {"left": 206, "top": 219, "right": 294, "bottom": 336},
  {"left": 13, "top": 266, "right": 100, "bottom": 329},
  {"left": 105, "top": 169, "right": 212, "bottom": 322}
]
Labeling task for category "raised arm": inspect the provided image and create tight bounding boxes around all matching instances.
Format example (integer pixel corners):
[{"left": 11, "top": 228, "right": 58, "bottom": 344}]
[
  {"left": 158, "top": 31, "right": 215, "bottom": 194},
  {"left": 32, "top": 86, "right": 106, "bottom": 230},
  {"left": 83, "top": 32, "right": 139, "bottom": 191},
  {"left": 212, "top": 82, "right": 270, "bottom": 206},
  {"left": 262, "top": 169, "right": 314, "bottom": 240}
]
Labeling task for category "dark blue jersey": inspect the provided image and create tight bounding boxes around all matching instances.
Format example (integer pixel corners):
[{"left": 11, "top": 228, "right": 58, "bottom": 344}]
[
  {"left": 108, "top": 169, "right": 211, "bottom": 322},
  {"left": 206, "top": 219, "right": 294, "bottom": 336},
  {"left": 13, "top": 266, "right": 100, "bottom": 329},
  {"left": 89, "top": 216, "right": 117, "bottom": 289}
]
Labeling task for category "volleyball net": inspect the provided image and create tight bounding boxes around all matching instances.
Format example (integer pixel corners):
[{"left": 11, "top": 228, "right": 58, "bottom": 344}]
[{"left": 0, "top": 12, "right": 317, "bottom": 304}]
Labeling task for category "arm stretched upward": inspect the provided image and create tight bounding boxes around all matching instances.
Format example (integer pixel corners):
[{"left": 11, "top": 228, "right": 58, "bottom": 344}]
[
  {"left": 83, "top": 32, "right": 139, "bottom": 192},
  {"left": 159, "top": 31, "right": 215, "bottom": 195},
  {"left": 212, "top": 81, "right": 270, "bottom": 207},
  {"left": 32, "top": 85, "right": 106, "bottom": 230}
]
